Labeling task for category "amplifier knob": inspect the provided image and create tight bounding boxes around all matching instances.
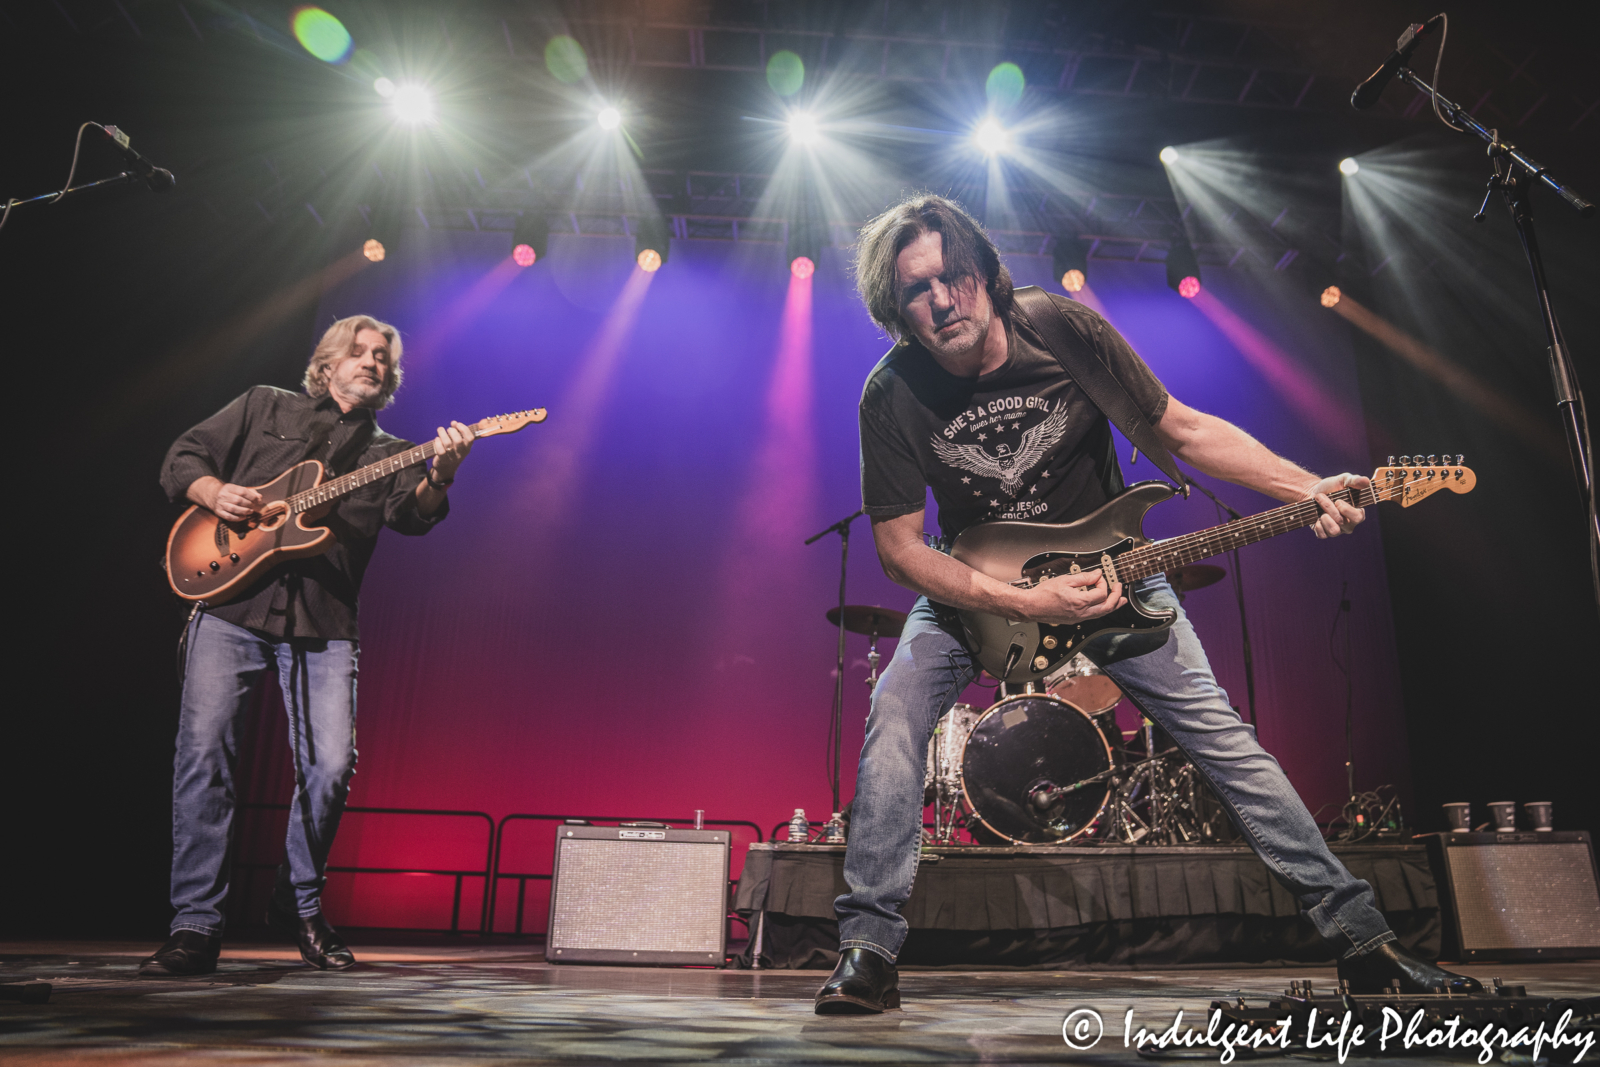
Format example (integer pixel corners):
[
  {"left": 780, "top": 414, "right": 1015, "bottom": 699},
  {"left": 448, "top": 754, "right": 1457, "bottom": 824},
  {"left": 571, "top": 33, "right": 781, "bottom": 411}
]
[{"left": 1033, "top": 655, "right": 1049, "bottom": 671}]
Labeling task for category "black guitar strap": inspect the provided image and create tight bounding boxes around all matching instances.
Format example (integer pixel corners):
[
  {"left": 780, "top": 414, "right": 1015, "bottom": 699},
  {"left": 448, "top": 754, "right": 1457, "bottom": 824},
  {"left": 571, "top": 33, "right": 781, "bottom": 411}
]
[{"left": 1010, "top": 285, "right": 1186, "bottom": 493}]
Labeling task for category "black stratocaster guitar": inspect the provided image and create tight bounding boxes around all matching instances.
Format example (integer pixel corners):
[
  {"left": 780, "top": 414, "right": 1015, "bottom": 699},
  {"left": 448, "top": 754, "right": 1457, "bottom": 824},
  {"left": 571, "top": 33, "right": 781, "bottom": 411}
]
[
  {"left": 166, "top": 407, "right": 546, "bottom": 604},
  {"left": 953, "top": 458, "right": 1477, "bottom": 683}
]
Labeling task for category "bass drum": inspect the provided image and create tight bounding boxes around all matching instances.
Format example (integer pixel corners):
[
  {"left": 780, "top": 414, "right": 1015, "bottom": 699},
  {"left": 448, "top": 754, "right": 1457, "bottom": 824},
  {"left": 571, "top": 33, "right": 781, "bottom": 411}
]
[{"left": 961, "top": 694, "right": 1113, "bottom": 844}]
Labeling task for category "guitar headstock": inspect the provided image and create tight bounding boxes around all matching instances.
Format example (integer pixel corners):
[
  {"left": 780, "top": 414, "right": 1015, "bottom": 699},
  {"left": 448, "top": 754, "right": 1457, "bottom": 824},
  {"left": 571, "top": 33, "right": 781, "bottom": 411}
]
[
  {"left": 472, "top": 408, "right": 548, "bottom": 438},
  {"left": 1371, "top": 454, "right": 1477, "bottom": 507}
]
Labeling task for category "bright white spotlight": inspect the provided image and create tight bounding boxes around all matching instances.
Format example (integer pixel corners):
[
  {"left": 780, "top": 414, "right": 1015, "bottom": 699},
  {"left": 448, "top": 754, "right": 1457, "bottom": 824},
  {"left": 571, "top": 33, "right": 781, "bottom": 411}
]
[
  {"left": 1339, "top": 157, "right": 1360, "bottom": 176},
  {"left": 974, "top": 118, "right": 1011, "bottom": 157},
  {"left": 373, "top": 77, "right": 395, "bottom": 99},
  {"left": 1159, "top": 146, "right": 1179, "bottom": 165},
  {"left": 788, "top": 111, "right": 819, "bottom": 146},
  {"left": 391, "top": 83, "right": 434, "bottom": 124},
  {"left": 597, "top": 106, "right": 622, "bottom": 131}
]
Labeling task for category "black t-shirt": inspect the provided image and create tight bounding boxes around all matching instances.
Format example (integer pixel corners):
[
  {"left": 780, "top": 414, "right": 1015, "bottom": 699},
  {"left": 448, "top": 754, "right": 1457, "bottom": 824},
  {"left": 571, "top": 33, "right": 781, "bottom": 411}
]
[{"left": 859, "top": 294, "right": 1169, "bottom": 542}]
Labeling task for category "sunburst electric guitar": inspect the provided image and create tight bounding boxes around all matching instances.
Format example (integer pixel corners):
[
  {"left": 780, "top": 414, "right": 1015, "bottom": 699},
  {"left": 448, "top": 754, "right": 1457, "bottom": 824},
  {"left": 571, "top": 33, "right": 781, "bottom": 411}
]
[
  {"left": 953, "top": 458, "right": 1477, "bottom": 683},
  {"left": 166, "top": 408, "right": 547, "bottom": 604}
]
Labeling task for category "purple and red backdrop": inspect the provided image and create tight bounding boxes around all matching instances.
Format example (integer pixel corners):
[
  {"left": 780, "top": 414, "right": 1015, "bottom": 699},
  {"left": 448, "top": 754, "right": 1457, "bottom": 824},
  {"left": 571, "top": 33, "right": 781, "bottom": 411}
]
[{"left": 235, "top": 231, "right": 1408, "bottom": 932}]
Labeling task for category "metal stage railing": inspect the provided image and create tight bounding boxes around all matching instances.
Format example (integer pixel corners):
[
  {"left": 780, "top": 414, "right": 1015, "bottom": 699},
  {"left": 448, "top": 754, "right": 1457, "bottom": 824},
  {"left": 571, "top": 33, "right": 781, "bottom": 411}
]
[
  {"left": 489, "top": 814, "right": 765, "bottom": 936},
  {"left": 232, "top": 804, "right": 496, "bottom": 934}
]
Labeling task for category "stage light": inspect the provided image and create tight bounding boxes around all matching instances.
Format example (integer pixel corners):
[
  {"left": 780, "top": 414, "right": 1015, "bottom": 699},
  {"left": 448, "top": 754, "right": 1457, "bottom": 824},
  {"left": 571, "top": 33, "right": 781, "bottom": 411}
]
[
  {"left": 790, "top": 256, "right": 815, "bottom": 279},
  {"left": 1052, "top": 237, "right": 1089, "bottom": 294},
  {"left": 1160, "top": 146, "right": 1179, "bottom": 165},
  {"left": 362, "top": 238, "right": 385, "bottom": 262},
  {"left": 373, "top": 76, "right": 395, "bottom": 98},
  {"left": 291, "top": 6, "right": 352, "bottom": 64},
  {"left": 1166, "top": 233, "right": 1202, "bottom": 297},
  {"left": 634, "top": 216, "right": 670, "bottom": 272},
  {"left": 512, "top": 212, "right": 548, "bottom": 267},
  {"left": 391, "top": 83, "right": 434, "bottom": 124},
  {"left": 1339, "top": 157, "right": 1360, "bottom": 176},
  {"left": 1321, "top": 285, "right": 1342, "bottom": 308},
  {"left": 788, "top": 111, "right": 820, "bottom": 146},
  {"left": 597, "top": 106, "right": 621, "bottom": 131},
  {"left": 974, "top": 118, "right": 1011, "bottom": 157}
]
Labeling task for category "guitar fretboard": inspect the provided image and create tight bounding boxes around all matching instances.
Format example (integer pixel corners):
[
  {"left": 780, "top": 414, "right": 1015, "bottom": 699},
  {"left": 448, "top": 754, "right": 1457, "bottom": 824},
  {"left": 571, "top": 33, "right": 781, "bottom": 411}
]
[
  {"left": 1112, "top": 482, "right": 1394, "bottom": 582},
  {"left": 287, "top": 439, "right": 445, "bottom": 513}
]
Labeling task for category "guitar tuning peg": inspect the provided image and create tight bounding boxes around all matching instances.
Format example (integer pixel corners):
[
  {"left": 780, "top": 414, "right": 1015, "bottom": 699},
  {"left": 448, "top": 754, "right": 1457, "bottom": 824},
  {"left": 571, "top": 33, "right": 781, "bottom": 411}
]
[
  {"left": 1386, "top": 456, "right": 1395, "bottom": 466},
  {"left": 1427, "top": 455, "right": 1437, "bottom": 466},
  {"left": 1398, "top": 455, "right": 1411, "bottom": 465},
  {"left": 1456, "top": 454, "right": 1464, "bottom": 465}
]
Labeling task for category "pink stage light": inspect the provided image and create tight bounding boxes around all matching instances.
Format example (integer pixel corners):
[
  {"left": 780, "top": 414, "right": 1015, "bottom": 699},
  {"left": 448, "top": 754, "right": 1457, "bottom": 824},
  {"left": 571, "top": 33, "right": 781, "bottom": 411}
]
[
  {"left": 512, "top": 243, "right": 537, "bottom": 268},
  {"left": 789, "top": 255, "right": 815, "bottom": 279},
  {"left": 1177, "top": 275, "right": 1201, "bottom": 299}
]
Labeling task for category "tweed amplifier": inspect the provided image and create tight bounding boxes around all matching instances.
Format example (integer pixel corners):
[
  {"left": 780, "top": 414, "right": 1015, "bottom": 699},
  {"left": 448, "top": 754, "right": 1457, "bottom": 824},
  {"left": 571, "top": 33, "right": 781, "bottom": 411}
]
[
  {"left": 1426, "top": 831, "right": 1600, "bottom": 961},
  {"left": 546, "top": 824, "right": 730, "bottom": 965}
]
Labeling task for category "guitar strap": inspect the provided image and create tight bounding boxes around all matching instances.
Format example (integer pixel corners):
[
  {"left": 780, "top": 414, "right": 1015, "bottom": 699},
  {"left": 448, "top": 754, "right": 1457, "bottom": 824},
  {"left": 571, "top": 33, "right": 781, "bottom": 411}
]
[{"left": 1009, "top": 285, "right": 1186, "bottom": 493}]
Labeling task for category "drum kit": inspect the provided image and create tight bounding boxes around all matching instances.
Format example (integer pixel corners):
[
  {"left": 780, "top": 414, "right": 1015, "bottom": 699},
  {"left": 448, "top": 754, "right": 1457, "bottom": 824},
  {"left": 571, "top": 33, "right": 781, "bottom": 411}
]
[{"left": 828, "top": 563, "right": 1239, "bottom": 847}]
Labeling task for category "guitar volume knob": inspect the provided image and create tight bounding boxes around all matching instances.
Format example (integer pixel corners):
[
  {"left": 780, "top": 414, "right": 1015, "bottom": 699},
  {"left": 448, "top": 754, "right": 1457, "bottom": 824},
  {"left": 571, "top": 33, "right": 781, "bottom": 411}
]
[
  {"left": 209, "top": 561, "right": 220, "bottom": 571},
  {"left": 1042, "top": 635, "right": 1058, "bottom": 649},
  {"left": 1032, "top": 656, "right": 1049, "bottom": 671},
  {"left": 230, "top": 553, "right": 240, "bottom": 563}
]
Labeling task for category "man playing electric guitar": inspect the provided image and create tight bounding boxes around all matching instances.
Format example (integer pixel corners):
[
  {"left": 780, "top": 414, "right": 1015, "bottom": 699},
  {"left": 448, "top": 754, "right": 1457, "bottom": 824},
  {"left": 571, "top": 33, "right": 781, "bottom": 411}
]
[
  {"left": 140, "top": 315, "right": 472, "bottom": 976},
  {"left": 814, "top": 195, "right": 1480, "bottom": 1013}
]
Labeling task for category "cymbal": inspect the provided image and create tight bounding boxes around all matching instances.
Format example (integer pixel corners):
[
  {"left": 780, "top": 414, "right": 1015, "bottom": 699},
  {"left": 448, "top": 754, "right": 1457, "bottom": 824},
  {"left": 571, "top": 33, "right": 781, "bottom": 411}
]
[
  {"left": 1166, "top": 563, "right": 1226, "bottom": 593},
  {"left": 825, "top": 605, "right": 908, "bottom": 638}
]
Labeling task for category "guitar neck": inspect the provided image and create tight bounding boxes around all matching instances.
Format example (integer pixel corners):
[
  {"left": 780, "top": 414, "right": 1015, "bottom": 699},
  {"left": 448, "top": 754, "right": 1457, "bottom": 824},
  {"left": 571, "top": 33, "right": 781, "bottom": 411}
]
[
  {"left": 288, "top": 439, "right": 442, "bottom": 514},
  {"left": 1117, "top": 483, "right": 1389, "bottom": 582}
]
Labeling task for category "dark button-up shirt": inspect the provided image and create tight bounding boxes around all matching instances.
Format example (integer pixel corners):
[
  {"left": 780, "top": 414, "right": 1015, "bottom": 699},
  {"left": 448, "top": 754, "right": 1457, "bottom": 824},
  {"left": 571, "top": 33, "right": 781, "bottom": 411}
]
[{"left": 161, "top": 386, "right": 447, "bottom": 640}]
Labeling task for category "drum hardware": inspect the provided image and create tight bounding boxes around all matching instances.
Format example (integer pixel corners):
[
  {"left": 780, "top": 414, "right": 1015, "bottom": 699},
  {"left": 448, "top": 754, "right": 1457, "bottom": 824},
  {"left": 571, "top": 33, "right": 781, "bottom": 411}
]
[{"left": 824, "top": 605, "right": 909, "bottom": 692}]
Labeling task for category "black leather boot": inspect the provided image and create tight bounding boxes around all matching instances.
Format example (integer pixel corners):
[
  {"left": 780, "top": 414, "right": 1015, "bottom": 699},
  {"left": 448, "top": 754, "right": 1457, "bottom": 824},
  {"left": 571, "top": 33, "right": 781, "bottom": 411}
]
[
  {"left": 1337, "top": 941, "right": 1483, "bottom": 994},
  {"left": 267, "top": 900, "right": 357, "bottom": 971},
  {"left": 138, "top": 931, "right": 221, "bottom": 977},
  {"left": 814, "top": 947, "right": 901, "bottom": 1014}
]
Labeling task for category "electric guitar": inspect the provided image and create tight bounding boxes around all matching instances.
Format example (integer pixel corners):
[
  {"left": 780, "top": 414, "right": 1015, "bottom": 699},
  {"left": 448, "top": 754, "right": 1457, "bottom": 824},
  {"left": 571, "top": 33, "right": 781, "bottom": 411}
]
[
  {"left": 953, "top": 458, "right": 1477, "bottom": 683},
  {"left": 166, "top": 408, "right": 547, "bottom": 604}
]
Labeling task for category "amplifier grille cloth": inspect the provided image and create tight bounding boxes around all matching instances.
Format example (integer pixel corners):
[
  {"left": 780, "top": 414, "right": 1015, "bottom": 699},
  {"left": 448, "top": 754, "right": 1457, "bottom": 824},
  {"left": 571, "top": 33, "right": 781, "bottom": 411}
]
[
  {"left": 551, "top": 839, "right": 725, "bottom": 952},
  {"left": 1446, "top": 842, "right": 1600, "bottom": 949}
]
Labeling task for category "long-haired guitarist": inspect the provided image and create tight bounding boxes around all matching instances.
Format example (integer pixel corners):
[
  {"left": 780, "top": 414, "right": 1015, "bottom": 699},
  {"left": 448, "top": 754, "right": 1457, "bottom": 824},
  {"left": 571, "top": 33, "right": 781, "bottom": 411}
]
[
  {"left": 813, "top": 195, "right": 1480, "bottom": 1014},
  {"left": 139, "top": 315, "right": 472, "bottom": 977}
]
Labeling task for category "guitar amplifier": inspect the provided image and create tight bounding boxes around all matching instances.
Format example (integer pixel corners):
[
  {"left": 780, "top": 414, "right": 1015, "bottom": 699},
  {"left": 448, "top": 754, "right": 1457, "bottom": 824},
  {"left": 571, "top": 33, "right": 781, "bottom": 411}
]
[
  {"left": 546, "top": 825, "right": 730, "bottom": 965},
  {"left": 1426, "top": 831, "right": 1600, "bottom": 961}
]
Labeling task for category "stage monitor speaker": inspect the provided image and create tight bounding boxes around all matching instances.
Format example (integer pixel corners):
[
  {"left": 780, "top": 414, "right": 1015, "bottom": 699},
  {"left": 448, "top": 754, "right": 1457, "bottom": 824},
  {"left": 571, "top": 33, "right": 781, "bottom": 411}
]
[
  {"left": 1426, "top": 831, "right": 1600, "bottom": 961},
  {"left": 547, "top": 825, "right": 729, "bottom": 965}
]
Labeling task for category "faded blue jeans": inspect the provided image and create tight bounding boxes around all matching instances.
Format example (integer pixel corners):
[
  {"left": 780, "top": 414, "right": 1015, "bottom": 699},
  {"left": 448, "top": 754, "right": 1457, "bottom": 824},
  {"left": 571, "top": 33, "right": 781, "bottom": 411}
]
[
  {"left": 169, "top": 612, "right": 359, "bottom": 936},
  {"left": 835, "top": 575, "right": 1395, "bottom": 963}
]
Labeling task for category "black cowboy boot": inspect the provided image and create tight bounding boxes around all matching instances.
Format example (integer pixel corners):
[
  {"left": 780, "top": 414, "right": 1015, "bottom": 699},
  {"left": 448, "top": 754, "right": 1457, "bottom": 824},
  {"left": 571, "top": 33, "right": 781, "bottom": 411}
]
[
  {"left": 1338, "top": 941, "right": 1483, "bottom": 994},
  {"left": 267, "top": 899, "right": 357, "bottom": 971},
  {"left": 138, "top": 931, "right": 221, "bottom": 977},
  {"left": 814, "top": 947, "right": 901, "bottom": 1014}
]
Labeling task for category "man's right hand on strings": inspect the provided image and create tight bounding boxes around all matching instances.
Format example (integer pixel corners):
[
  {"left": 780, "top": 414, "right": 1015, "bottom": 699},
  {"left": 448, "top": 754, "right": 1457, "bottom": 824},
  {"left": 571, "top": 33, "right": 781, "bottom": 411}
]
[
  {"left": 1023, "top": 570, "right": 1127, "bottom": 625},
  {"left": 189, "top": 476, "right": 262, "bottom": 523}
]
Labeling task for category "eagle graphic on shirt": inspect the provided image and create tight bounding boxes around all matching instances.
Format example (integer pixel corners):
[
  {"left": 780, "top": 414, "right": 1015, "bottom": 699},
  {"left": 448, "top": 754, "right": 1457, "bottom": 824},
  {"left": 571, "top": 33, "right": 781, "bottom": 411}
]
[{"left": 930, "top": 403, "right": 1070, "bottom": 497}]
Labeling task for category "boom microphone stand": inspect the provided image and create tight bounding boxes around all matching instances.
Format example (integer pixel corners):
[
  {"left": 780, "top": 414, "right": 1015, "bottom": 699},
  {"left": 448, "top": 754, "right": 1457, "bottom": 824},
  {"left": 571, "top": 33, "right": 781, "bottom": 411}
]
[
  {"left": 1374, "top": 63, "right": 1597, "bottom": 616},
  {"left": 806, "top": 508, "right": 864, "bottom": 814},
  {"left": 1183, "top": 476, "right": 1258, "bottom": 730}
]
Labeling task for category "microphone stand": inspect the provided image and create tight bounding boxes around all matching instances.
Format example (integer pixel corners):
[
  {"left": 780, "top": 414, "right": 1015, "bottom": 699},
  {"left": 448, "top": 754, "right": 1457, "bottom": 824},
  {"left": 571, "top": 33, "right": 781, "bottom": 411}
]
[
  {"left": 806, "top": 508, "right": 864, "bottom": 815},
  {"left": 1184, "top": 476, "right": 1258, "bottom": 730},
  {"left": 1388, "top": 66, "right": 1598, "bottom": 617}
]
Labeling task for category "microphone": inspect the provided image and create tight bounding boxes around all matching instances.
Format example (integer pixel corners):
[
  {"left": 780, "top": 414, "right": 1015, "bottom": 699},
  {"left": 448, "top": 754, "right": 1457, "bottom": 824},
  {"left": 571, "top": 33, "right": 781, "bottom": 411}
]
[
  {"left": 100, "top": 124, "right": 176, "bottom": 192},
  {"left": 1350, "top": 15, "right": 1443, "bottom": 110}
]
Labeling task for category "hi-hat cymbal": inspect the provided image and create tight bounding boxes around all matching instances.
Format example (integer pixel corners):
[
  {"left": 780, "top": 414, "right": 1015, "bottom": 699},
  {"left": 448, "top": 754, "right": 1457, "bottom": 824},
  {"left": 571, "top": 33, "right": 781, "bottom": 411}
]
[
  {"left": 825, "top": 605, "right": 908, "bottom": 638},
  {"left": 1166, "top": 563, "right": 1227, "bottom": 593}
]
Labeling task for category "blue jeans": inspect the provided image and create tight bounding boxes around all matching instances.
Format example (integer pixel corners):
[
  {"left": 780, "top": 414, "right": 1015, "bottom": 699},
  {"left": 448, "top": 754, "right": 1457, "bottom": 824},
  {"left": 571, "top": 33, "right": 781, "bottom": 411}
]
[
  {"left": 835, "top": 576, "right": 1395, "bottom": 963},
  {"left": 169, "top": 613, "right": 359, "bottom": 936}
]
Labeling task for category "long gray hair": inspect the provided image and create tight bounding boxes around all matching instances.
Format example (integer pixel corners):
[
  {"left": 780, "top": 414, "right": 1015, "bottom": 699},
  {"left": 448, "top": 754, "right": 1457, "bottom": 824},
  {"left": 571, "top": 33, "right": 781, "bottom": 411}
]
[
  {"left": 854, "top": 194, "right": 1014, "bottom": 341},
  {"left": 304, "top": 315, "right": 404, "bottom": 408}
]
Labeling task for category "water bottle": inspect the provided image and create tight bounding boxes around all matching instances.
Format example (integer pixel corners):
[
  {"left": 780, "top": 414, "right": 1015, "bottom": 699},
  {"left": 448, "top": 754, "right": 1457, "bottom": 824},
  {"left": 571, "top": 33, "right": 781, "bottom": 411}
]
[
  {"left": 823, "top": 812, "right": 846, "bottom": 844},
  {"left": 786, "top": 808, "right": 809, "bottom": 843}
]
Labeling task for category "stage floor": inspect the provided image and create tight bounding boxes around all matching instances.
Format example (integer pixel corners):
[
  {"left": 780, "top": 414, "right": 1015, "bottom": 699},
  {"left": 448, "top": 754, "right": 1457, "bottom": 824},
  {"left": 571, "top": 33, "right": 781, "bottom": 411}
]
[{"left": 3, "top": 938, "right": 1596, "bottom": 1065}]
